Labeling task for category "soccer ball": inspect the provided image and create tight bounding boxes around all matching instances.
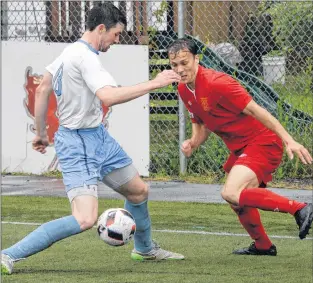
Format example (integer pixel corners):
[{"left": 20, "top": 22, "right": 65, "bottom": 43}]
[{"left": 97, "top": 208, "right": 136, "bottom": 246}]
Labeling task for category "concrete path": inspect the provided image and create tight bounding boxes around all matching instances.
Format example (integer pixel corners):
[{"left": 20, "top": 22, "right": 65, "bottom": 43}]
[{"left": 1, "top": 175, "right": 312, "bottom": 203}]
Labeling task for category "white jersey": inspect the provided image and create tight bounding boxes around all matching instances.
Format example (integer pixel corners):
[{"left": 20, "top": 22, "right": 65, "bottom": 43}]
[{"left": 46, "top": 40, "right": 117, "bottom": 129}]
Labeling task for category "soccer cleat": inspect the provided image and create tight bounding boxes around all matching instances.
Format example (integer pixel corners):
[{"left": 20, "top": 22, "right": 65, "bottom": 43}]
[
  {"left": 232, "top": 242, "right": 277, "bottom": 256},
  {"left": 1, "top": 254, "right": 14, "bottom": 275},
  {"left": 131, "top": 241, "right": 185, "bottom": 261},
  {"left": 294, "top": 203, "right": 313, "bottom": 239}
]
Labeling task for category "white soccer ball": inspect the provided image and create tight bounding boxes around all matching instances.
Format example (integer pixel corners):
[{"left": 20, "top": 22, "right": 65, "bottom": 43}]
[{"left": 97, "top": 208, "right": 136, "bottom": 246}]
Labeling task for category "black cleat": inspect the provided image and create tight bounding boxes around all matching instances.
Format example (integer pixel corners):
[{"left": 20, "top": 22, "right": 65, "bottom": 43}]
[
  {"left": 232, "top": 242, "right": 277, "bottom": 256},
  {"left": 294, "top": 203, "right": 313, "bottom": 239}
]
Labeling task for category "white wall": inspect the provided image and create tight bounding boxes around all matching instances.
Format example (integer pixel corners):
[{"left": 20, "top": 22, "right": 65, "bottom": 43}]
[{"left": 1, "top": 42, "right": 150, "bottom": 176}]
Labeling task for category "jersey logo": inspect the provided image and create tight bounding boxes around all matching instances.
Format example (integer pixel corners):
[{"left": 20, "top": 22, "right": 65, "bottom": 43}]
[
  {"left": 24, "top": 67, "right": 111, "bottom": 146},
  {"left": 239, "top": 153, "right": 247, "bottom": 158},
  {"left": 53, "top": 63, "right": 64, "bottom": 96},
  {"left": 200, "top": 97, "right": 210, "bottom": 111}
]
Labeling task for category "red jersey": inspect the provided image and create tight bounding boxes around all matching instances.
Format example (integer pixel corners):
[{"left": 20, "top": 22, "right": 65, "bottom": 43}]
[{"left": 178, "top": 66, "right": 280, "bottom": 152}]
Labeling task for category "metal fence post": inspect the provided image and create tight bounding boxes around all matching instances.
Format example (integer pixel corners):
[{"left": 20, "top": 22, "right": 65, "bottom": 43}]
[
  {"left": 1, "top": 1, "right": 9, "bottom": 40},
  {"left": 178, "top": 1, "right": 187, "bottom": 175}
]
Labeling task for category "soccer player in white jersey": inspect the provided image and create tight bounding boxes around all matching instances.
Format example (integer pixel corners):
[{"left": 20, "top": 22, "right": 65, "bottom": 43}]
[{"left": 1, "top": 3, "right": 184, "bottom": 275}]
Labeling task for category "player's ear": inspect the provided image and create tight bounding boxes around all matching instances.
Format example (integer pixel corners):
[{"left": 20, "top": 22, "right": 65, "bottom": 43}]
[
  {"left": 98, "top": 24, "right": 106, "bottom": 34},
  {"left": 195, "top": 54, "right": 200, "bottom": 64}
]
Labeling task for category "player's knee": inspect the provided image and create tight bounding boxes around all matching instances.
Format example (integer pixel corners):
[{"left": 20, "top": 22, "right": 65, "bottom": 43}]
[
  {"left": 74, "top": 213, "right": 98, "bottom": 231},
  {"left": 126, "top": 183, "right": 149, "bottom": 204},
  {"left": 221, "top": 185, "right": 239, "bottom": 205}
]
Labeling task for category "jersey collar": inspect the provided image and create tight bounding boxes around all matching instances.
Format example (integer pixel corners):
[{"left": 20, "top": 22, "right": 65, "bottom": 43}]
[{"left": 77, "top": 39, "right": 99, "bottom": 55}]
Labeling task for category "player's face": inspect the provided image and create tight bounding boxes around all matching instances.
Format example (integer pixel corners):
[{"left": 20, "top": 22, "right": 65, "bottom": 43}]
[
  {"left": 169, "top": 49, "right": 199, "bottom": 85},
  {"left": 98, "top": 23, "right": 124, "bottom": 52}
]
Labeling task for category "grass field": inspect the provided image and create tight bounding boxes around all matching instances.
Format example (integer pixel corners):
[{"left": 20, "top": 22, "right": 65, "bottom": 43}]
[{"left": 1, "top": 196, "right": 312, "bottom": 283}]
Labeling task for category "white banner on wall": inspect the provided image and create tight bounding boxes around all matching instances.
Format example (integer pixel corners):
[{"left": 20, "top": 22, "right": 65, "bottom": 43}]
[{"left": 1, "top": 42, "right": 150, "bottom": 176}]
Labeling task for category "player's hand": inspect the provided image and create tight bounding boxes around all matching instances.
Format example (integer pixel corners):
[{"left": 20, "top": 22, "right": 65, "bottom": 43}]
[
  {"left": 181, "top": 139, "right": 194, "bottom": 157},
  {"left": 285, "top": 139, "right": 312, "bottom": 165},
  {"left": 32, "top": 135, "right": 49, "bottom": 154},
  {"left": 153, "top": 70, "right": 181, "bottom": 88}
]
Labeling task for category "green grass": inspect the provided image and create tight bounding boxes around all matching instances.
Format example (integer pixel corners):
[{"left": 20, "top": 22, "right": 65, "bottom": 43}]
[
  {"left": 280, "top": 92, "right": 313, "bottom": 115},
  {"left": 271, "top": 73, "right": 313, "bottom": 115},
  {"left": 150, "top": 100, "right": 177, "bottom": 107},
  {"left": 150, "top": 58, "right": 169, "bottom": 65},
  {"left": 150, "top": 113, "right": 178, "bottom": 121},
  {"left": 2, "top": 196, "right": 312, "bottom": 283}
]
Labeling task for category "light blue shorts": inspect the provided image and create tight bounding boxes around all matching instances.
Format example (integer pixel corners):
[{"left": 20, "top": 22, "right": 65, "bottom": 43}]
[{"left": 54, "top": 124, "right": 132, "bottom": 192}]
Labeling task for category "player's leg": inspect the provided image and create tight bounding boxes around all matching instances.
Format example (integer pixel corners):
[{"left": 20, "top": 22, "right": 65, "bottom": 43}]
[
  {"left": 222, "top": 157, "right": 312, "bottom": 240},
  {"left": 1, "top": 126, "right": 103, "bottom": 275},
  {"left": 1, "top": 127, "right": 87, "bottom": 274},
  {"left": 57, "top": 126, "right": 103, "bottom": 231},
  {"left": 224, "top": 166, "right": 306, "bottom": 214},
  {"left": 1, "top": 209, "right": 83, "bottom": 275},
  {"left": 102, "top": 165, "right": 151, "bottom": 251},
  {"left": 222, "top": 167, "right": 276, "bottom": 255},
  {"left": 230, "top": 178, "right": 273, "bottom": 249},
  {"left": 102, "top": 165, "right": 184, "bottom": 261},
  {"left": 230, "top": 179, "right": 276, "bottom": 255},
  {"left": 223, "top": 155, "right": 274, "bottom": 252},
  {"left": 99, "top": 124, "right": 183, "bottom": 261},
  {"left": 97, "top": 126, "right": 154, "bottom": 254},
  {"left": 69, "top": 187, "right": 99, "bottom": 230},
  {"left": 231, "top": 205, "right": 277, "bottom": 256},
  {"left": 222, "top": 164, "right": 305, "bottom": 210},
  {"left": 1, "top": 187, "right": 98, "bottom": 275}
]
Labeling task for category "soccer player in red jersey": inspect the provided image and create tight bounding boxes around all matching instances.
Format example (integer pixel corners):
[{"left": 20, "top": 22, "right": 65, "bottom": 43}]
[{"left": 168, "top": 38, "right": 313, "bottom": 256}]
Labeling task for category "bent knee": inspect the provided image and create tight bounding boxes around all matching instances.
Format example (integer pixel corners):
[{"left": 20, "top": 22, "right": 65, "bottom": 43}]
[
  {"left": 221, "top": 185, "right": 240, "bottom": 205},
  {"left": 126, "top": 183, "right": 149, "bottom": 204},
  {"left": 74, "top": 213, "right": 98, "bottom": 231}
]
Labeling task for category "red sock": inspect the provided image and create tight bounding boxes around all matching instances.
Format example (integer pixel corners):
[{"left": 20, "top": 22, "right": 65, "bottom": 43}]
[
  {"left": 239, "top": 188, "right": 306, "bottom": 215},
  {"left": 231, "top": 206, "right": 272, "bottom": 250}
]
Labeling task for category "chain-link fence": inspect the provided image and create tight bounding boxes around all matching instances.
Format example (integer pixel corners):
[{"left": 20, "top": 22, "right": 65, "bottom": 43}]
[{"left": 1, "top": 1, "right": 312, "bottom": 183}]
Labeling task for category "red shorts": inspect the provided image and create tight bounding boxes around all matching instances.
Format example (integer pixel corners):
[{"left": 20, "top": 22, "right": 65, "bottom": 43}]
[{"left": 223, "top": 139, "right": 283, "bottom": 185}]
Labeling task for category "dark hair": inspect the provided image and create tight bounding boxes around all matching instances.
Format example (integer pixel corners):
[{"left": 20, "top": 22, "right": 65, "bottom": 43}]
[
  {"left": 167, "top": 38, "right": 198, "bottom": 55},
  {"left": 86, "top": 3, "right": 126, "bottom": 31}
]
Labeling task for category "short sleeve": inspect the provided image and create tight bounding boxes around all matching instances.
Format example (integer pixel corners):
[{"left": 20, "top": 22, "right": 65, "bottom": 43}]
[
  {"left": 80, "top": 54, "right": 117, "bottom": 94},
  {"left": 46, "top": 57, "right": 62, "bottom": 77},
  {"left": 212, "top": 74, "right": 252, "bottom": 114},
  {"left": 188, "top": 110, "right": 203, "bottom": 124}
]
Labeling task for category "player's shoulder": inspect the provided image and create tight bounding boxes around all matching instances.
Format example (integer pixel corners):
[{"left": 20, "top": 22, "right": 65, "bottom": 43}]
[
  {"left": 63, "top": 41, "right": 97, "bottom": 63},
  {"left": 207, "top": 70, "right": 237, "bottom": 90},
  {"left": 199, "top": 66, "right": 230, "bottom": 83}
]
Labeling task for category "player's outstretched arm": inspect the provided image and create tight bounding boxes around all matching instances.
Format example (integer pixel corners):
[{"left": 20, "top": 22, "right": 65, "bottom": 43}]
[
  {"left": 243, "top": 100, "right": 312, "bottom": 165},
  {"left": 33, "top": 72, "right": 53, "bottom": 154},
  {"left": 181, "top": 123, "right": 211, "bottom": 157},
  {"left": 96, "top": 70, "right": 181, "bottom": 107}
]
